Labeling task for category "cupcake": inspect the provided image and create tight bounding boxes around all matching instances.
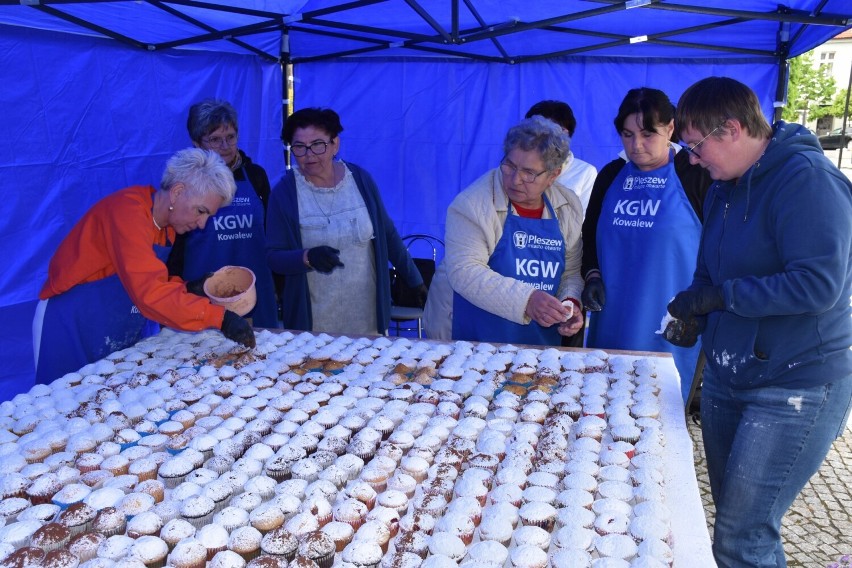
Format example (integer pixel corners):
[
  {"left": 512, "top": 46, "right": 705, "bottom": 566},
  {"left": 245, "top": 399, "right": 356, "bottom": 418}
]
[
  {"left": 119, "top": 493, "right": 156, "bottom": 520},
  {"left": 18, "top": 503, "right": 60, "bottom": 525},
  {"left": 333, "top": 500, "right": 368, "bottom": 532},
  {"left": 319, "top": 522, "right": 353, "bottom": 553},
  {"left": 43, "top": 548, "right": 80, "bottom": 568},
  {"left": 125, "top": 511, "right": 163, "bottom": 541},
  {"left": 297, "top": 531, "right": 335, "bottom": 568},
  {"left": 392, "top": 530, "right": 429, "bottom": 560},
  {"left": 180, "top": 495, "right": 215, "bottom": 529},
  {"left": 214, "top": 507, "right": 250, "bottom": 533},
  {"left": 51, "top": 484, "right": 91, "bottom": 510},
  {"left": 98, "top": 534, "right": 136, "bottom": 561},
  {"left": 210, "top": 550, "right": 248, "bottom": 568},
  {"left": 509, "top": 544, "right": 548, "bottom": 568},
  {"left": 159, "top": 518, "right": 196, "bottom": 550},
  {"left": 434, "top": 512, "right": 475, "bottom": 546},
  {"left": 364, "top": 507, "right": 399, "bottom": 540},
  {"left": 518, "top": 501, "right": 556, "bottom": 532},
  {"left": 127, "top": 459, "right": 159, "bottom": 483},
  {"left": 0, "top": 547, "right": 45, "bottom": 568},
  {"left": 398, "top": 511, "right": 436, "bottom": 537},
  {"left": 53, "top": 502, "right": 95, "bottom": 537},
  {"left": 426, "top": 532, "right": 465, "bottom": 563},
  {"left": 74, "top": 453, "right": 104, "bottom": 473},
  {"left": 29, "top": 523, "right": 71, "bottom": 552},
  {"left": 129, "top": 535, "right": 169, "bottom": 568},
  {"left": 83, "top": 487, "right": 125, "bottom": 511},
  {"left": 134, "top": 480, "right": 165, "bottom": 505},
  {"left": 91, "top": 507, "right": 127, "bottom": 537},
  {"left": 229, "top": 526, "right": 264, "bottom": 562},
  {"left": 260, "top": 527, "right": 298, "bottom": 562},
  {"left": 594, "top": 533, "right": 638, "bottom": 560},
  {"left": 157, "top": 457, "right": 193, "bottom": 489},
  {"left": 193, "top": 523, "right": 228, "bottom": 561},
  {"left": 68, "top": 531, "right": 106, "bottom": 563},
  {"left": 250, "top": 503, "right": 286, "bottom": 534},
  {"left": 465, "top": 540, "right": 509, "bottom": 566},
  {"left": 100, "top": 455, "right": 130, "bottom": 477},
  {"left": 168, "top": 537, "right": 208, "bottom": 568},
  {"left": 340, "top": 541, "right": 383, "bottom": 568},
  {"left": 26, "top": 473, "right": 62, "bottom": 505}
]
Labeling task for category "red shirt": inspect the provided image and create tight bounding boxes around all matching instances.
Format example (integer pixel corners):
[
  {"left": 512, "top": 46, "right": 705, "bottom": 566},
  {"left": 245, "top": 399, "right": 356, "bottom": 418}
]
[
  {"left": 40, "top": 185, "right": 225, "bottom": 331},
  {"left": 511, "top": 201, "right": 545, "bottom": 219}
]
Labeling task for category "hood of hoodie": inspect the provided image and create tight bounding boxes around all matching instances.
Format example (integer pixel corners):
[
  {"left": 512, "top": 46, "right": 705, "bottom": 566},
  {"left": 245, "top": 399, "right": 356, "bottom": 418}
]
[
  {"left": 750, "top": 121, "right": 824, "bottom": 179},
  {"left": 715, "top": 121, "right": 824, "bottom": 221}
]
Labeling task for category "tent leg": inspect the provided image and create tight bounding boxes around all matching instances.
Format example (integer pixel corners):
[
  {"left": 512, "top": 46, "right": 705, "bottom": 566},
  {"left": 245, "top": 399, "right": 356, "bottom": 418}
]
[{"left": 685, "top": 350, "right": 706, "bottom": 415}]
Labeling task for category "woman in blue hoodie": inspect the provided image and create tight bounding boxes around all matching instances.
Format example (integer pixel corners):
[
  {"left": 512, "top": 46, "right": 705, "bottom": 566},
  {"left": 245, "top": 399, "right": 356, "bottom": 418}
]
[{"left": 668, "top": 76, "right": 852, "bottom": 567}]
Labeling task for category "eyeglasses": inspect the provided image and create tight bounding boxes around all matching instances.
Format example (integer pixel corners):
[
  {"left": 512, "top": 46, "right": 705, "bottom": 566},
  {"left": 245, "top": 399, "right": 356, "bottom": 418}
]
[
  {"left": 500, "top": 159, "right": 548, "bottom": 184},
  {"left": 289, "top": 141, "right": 329, "bottom": 157},
  {"left": 202, "top": 133, "right": 238, "bottom": 149},
  {"left": 682, "top": 123, "right": 724, "bottom": 160}
]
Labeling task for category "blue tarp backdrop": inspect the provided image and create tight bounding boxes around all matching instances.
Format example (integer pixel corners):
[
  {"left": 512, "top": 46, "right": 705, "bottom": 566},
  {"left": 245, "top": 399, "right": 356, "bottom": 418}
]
[{"left": 0, "top": 0, "right": 849, "bottom": 400}]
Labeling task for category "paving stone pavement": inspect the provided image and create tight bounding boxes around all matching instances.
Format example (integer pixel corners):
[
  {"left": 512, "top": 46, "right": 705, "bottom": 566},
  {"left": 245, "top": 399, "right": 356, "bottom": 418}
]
[{"left": 688, "top": 416, "right": 852, "bottom": 567}]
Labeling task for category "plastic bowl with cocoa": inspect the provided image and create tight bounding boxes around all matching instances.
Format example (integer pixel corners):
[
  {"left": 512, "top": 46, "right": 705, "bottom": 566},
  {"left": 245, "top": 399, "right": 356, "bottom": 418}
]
[{"left": 203, "top": 266, "right": 257, "bottom": 316}]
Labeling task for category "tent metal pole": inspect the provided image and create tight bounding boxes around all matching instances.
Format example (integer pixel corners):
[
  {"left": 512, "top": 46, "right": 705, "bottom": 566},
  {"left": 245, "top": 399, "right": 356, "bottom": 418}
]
[
  {"left": 774, "top": 20, "right": 791, "bottom": 123},
  {"left": 837, "top": 59, "right": 852, "bottom": 168},
  {"left": 281, "top": 29, "right": 292, "bottom": 171}
]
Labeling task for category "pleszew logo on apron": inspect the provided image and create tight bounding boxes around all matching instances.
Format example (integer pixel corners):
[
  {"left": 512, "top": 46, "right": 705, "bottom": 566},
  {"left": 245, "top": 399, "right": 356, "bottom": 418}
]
[
  {"left": 513, "top": 231, "right": 529, "bottom": 249},
  {"left": 623, "top": 176, "right": 635, "bottom": 190}
]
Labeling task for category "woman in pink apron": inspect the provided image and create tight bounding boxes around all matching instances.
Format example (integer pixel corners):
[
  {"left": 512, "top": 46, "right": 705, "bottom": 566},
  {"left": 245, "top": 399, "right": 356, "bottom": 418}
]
[{"left": 425, "top": 116, "right": 585, "bottom": 345}]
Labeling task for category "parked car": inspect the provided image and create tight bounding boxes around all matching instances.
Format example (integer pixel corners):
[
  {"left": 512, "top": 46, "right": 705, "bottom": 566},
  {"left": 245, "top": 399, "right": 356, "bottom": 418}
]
[{"left": 818, "top": 127, "right": 852, "bottom": 150}]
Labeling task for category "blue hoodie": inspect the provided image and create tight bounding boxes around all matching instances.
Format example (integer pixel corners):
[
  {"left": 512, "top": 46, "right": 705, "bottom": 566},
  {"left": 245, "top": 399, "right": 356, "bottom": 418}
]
[{"left": 694, "top": 122, "right": 852, "bottom": 389}]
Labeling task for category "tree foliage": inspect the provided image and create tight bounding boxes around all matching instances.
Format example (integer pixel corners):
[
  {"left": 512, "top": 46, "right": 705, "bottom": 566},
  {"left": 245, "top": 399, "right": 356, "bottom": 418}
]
[
  {"left": 824, "top": 88, "right": 852, "bottom": 120},
  {"left": 783, "top": 52, "right": 837, "bottom": 122}
]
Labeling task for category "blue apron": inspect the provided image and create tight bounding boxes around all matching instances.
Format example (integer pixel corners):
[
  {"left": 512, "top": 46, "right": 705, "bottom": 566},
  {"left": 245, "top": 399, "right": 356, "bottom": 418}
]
[
  {"left": 452, "top": 196, "right": 565, "bottom": 346},
  {"left": 586, "top": 151, "right": 701, "bottom": 401},
  {"left": 34, "top": 239, "right": 172, "bottom": 385},
  {"left": 181, "top": 167, "right": 278, "bottom": 328}
]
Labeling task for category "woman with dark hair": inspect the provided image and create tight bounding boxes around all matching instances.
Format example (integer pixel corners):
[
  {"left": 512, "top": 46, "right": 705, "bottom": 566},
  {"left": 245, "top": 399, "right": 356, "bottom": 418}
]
[
  {"left": 266, "top": 107, "right": 424, "bottom": 335},
  {"left": 581, "top": 87, "right": 713, "bottom": 400},
  {"left": 167, "top": 99, "right": 278, "bottom": 328},
  {"left": 667, "top": 76, "right": 852, "bottom": 567},
  {"left": 423, "top": 116, "right": 585, "bottom": 344}
]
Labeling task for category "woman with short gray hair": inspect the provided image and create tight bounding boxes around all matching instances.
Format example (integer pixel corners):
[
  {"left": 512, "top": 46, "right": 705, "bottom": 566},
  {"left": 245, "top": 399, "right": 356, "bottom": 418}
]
[
  {"left": 167, "top": 99, "right": 279, "bottom": 328},
  {"left": 33, "top": 148, "right": 254, "bottom": 386},
  {"left": 424, "top": 116, "right": 585, "bottom": 344}
]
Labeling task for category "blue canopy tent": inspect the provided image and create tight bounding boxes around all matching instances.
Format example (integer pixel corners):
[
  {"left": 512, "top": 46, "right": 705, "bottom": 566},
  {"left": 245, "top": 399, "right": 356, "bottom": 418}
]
[{"left": 1, "top": 0, "right": 849, "bottom": 400}]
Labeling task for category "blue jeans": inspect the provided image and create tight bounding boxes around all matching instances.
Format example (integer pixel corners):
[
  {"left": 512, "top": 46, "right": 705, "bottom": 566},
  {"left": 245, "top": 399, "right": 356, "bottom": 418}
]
[{"left": 701, "top": 371, "right": 852, "bottom": 568}]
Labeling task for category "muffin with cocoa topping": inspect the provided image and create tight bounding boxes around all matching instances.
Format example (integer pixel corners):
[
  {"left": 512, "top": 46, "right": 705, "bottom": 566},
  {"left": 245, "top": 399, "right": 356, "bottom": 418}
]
[
  {"left": 56, "top": 502, "right": 97, "bottom": 537},
  {"left": 296, "top": 531, "right": 335, "bottom": 568},
  {"left": 29, "top": 522, "right": 71, "bottom": 552}
]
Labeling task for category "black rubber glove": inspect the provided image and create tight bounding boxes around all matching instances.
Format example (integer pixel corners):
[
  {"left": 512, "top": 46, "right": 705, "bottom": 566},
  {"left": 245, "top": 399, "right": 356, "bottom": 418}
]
[
  {"left": 221, "top": 310, "right": 256, "bottom": 348},
  {"left": 663, "top": 315, "right": 704, "bottom": 348},
  {"left": 186, "top": 272, "right": 214, "bottom": 297},
  {"left": 668, "top": 286, "right": 725, "bottom": 320},
  {"left": 412, "top": 283, "right": 428, "bottom": 308},
  {"left": 581, "top": 277, "right": 606, "bottom": 312},
  {"left": 307, "top": 246, "right": 345, "bottom": 273}
]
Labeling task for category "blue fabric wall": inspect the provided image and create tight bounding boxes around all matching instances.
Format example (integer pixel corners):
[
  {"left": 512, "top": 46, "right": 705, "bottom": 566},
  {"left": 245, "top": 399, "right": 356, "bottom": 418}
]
[{"left": 294, "top": 58, "right": 778, "bottom": 240}]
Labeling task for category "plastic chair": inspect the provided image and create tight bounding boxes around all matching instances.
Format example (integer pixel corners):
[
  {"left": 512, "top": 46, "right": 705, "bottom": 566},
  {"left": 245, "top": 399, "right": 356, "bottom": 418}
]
[{"left": 389, "top": 234, "right": 444, "bottom": 338}]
